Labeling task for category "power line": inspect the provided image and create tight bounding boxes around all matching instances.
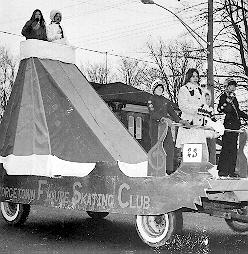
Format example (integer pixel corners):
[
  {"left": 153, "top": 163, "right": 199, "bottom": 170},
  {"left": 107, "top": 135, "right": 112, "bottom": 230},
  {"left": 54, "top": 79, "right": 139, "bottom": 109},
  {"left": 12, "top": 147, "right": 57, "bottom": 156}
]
[
  {"left": 0, "top": 0, "right": 131, "bottom": 26},
  {"left": 0, "top": 29, "right": 156, "bottom": 64},
  {"left": 0, "top": 30, "right": 22, "bottom": 37},
  {"left": 63, "top": 1, "right": 134, "bottom": 21},
  {"left": 0, "top": 1, "right": 92, "bottom": 26},
  {"left": 71, "top": 16, "right": 176, "bottom": 42},
  {"left": 0, "top": 29, "right": 207, "bottom": 64},
  {"left": 76, "top": 19, "right": 177, "bottom": 45}
]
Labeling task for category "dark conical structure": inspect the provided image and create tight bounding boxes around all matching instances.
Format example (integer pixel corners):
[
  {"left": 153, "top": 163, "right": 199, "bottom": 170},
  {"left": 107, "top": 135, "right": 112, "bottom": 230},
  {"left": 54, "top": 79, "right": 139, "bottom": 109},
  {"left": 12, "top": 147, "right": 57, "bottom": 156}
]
[{"left": 0, "top": 40, "right": 148, "bottom": 177}]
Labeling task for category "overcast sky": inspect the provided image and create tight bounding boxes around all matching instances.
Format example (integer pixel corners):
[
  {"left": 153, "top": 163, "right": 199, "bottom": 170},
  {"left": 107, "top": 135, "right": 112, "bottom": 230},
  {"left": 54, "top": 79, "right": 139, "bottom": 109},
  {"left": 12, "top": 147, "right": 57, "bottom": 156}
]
[{"left": 0, "top": 0, "right": 201, "bottom": 65}]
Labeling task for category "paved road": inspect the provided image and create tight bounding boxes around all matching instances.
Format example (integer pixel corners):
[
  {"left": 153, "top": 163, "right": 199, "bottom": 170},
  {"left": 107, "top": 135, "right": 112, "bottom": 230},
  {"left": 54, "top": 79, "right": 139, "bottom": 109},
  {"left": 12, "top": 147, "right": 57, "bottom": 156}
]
[{"left": 0, "top": 206, "right": 248, "bottom": 254}]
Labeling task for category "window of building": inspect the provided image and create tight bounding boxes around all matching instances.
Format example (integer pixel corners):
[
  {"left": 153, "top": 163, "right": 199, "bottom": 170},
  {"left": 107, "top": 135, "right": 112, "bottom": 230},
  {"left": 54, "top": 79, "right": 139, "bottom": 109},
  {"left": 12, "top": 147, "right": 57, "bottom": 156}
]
[{"left": 127, "top": 113, "right": 143, "bottom": 140}]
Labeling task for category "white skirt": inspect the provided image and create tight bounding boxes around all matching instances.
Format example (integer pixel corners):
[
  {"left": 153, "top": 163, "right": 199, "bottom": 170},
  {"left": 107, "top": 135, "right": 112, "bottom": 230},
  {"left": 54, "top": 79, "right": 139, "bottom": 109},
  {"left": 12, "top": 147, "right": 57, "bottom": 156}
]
[{"left": 176, "top": 127, "right": 207, "bottom": 148}]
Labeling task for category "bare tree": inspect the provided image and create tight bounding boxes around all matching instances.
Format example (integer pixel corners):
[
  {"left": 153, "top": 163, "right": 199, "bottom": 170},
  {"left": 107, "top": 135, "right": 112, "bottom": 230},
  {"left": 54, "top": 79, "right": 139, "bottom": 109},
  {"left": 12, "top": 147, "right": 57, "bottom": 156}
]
[
  {"left": 222, "top": 0, "right": 248, "bottom": 82},
  {"left": 147, "top": 39, "right": 205, "bottom": 104},
  {"left": 0, "top": 46, "right": 17, "bottom": 118},
  {"left": 136, "top": 66, "right": 161, "bottom": 92},
  {"left": 117, "top": 58, "right": 150, "bottom": 89},
  {"left": 80, "top": 62, "right": 116, "bottom": 84},
  {"left": 185, "top": 0, "right": 248, "bottom": 84}
]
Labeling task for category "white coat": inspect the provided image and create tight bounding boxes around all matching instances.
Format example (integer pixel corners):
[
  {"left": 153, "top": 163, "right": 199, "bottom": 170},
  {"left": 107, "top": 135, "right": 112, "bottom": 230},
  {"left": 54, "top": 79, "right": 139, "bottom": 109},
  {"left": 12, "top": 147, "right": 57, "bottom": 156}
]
[
  {"left": 46, "top": 23, "right": 68, "bottom": 45},
  {"left": 176, "top": 82, "right": 208, "bottom": 148},
  {"left": 178, "top": 82, "right": 206, "bottom": 126}
]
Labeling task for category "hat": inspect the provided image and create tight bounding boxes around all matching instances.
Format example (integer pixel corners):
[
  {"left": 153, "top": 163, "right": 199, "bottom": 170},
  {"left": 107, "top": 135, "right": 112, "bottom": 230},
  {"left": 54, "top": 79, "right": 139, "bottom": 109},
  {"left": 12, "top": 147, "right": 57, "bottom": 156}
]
[
  {"left": 227, "top": 79, "right": 237, "bottom": 87},
  {"left": 151, "top": 79, "right": 164, "bottom": 94},
  {"left": 50, "top": 10, "right": 62, "bottom": 21}
]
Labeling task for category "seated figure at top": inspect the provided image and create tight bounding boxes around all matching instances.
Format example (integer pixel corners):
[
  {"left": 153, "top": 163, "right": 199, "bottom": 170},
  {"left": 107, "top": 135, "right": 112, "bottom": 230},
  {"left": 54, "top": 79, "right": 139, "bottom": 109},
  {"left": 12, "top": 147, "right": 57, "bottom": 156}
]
[
  {"left": 46, "top": 10, "right": 68, "bottom": 45},
  {"left": 21, "top": 9, "right": 47, "bottom": 41}
]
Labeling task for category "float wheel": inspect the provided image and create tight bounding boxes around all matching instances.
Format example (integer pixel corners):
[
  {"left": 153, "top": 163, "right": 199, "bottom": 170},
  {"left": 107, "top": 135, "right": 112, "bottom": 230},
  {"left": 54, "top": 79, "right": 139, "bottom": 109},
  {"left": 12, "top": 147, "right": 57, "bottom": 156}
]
[
  {"left": 0, "top": 202, "right": 30, "bottom": 225},
  {"left": 225, "top": 219, "right": 248, "bottom": 233},
  {"left": 86, "top": 211, "right": 109, "bottom": 219},
  {"left": 136, "top": 211, "right": 182, "bottom": 248}
]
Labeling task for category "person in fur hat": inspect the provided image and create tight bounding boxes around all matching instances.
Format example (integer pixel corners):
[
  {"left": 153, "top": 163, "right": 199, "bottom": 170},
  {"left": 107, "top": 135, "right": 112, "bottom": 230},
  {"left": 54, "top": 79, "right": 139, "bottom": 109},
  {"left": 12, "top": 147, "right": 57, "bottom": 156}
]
[
  {"left": 148, "top": 79, "right": 189, "bottom": 174},
  {"left": 21, "top": 9, "right": 47, "bottom": 41},
  {"left": 46, "top": 10, "right": 68, "bottom": 44}
]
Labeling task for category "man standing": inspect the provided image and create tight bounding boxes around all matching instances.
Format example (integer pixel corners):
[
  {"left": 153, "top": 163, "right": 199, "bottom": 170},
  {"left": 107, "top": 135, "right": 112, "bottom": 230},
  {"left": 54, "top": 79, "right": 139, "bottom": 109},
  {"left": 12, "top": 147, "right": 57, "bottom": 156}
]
[{"left": 217, "top": 80, "right": 248, "bottom": 177}]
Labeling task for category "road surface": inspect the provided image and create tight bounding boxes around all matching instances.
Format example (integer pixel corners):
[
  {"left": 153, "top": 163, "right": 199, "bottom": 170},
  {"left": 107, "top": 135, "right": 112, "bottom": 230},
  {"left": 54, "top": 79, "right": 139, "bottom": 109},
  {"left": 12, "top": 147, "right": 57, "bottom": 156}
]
[{"left": 0, "top": 206, "right": 248, "bottom": 254}]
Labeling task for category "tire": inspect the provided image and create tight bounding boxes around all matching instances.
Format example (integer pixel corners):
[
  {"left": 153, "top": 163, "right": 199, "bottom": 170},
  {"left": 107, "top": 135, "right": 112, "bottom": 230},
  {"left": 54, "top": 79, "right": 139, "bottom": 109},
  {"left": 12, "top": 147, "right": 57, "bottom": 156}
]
[
  {"left": 0, "top": 202, "right": 30, "bottom": 225},
  {"left": 225, "top": 219, "right": 248, "bottom": 233},
  {"left": 86, "top": 211, "right": 109, "bottom": 219},
  {"left": 135, "top": 211, "right": 182, "bottom": 248}
]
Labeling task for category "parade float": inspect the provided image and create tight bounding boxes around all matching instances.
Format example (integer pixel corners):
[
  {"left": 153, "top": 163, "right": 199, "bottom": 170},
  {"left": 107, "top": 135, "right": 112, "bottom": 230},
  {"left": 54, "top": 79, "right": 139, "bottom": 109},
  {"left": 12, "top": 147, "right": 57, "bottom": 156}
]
[{"left": 1, "top": 39, "right": 248, "bottom": 248}]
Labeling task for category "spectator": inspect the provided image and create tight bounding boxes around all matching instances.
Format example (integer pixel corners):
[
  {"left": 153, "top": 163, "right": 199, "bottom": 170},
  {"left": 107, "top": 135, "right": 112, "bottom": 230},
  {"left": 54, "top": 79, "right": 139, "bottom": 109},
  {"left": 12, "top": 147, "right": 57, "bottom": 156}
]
[{"left": 21, "top": 9, "right": 47, "bottom": 41}]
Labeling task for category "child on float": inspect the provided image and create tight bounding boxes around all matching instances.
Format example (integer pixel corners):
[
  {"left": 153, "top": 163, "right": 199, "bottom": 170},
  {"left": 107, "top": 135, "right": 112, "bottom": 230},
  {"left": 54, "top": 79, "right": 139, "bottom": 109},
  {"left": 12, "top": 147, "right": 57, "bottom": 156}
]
[
  {"left": 46, "top": 10, "right": 68, "bottom": 45},
  {"left": 147, "top": 80, "right": 189, "bottom": 174}
]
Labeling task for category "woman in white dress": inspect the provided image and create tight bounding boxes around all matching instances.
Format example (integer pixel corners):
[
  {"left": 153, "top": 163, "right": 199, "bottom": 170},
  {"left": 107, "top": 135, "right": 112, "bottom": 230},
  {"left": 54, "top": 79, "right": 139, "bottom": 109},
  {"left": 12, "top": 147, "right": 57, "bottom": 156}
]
[{"left": 176, "top": 68, "right": 213, "bottom": 161}]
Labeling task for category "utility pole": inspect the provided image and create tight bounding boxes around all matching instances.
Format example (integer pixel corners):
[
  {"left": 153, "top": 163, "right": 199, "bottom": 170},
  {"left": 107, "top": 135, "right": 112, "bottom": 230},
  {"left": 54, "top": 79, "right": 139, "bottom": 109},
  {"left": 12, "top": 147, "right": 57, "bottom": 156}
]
[
  {"left": 105, "top": 51, "right": 108, "bottom": 84},
  {"left": 207, "top": 0, "right": 216, "bottom": 164}
]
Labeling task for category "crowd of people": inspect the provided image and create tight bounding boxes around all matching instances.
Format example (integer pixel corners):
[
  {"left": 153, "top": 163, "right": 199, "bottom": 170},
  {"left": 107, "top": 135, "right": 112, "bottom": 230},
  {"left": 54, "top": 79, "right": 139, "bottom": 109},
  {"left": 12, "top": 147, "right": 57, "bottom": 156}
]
[
  {"left": 21, "top": 9, "right": 68, "bottom": 45},
  {"left": 148, "top": 68, "right": 248, "bottom": 178}
]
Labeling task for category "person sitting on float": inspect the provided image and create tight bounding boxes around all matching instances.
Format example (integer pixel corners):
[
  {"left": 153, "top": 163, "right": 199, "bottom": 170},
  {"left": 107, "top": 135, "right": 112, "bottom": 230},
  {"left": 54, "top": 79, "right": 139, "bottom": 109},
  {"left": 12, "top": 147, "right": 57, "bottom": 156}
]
[
  {"left": 176, "top": 68, "right": 224, "bottom": 162},
  {"left": 147, "top": 79, "right": 190, "bottom": 175},
  {"left": 46, "top": 10, "right": 68, "bottom": 45},
  {"left": 21, "top": 9, "right": 47, "bottom": 41}
]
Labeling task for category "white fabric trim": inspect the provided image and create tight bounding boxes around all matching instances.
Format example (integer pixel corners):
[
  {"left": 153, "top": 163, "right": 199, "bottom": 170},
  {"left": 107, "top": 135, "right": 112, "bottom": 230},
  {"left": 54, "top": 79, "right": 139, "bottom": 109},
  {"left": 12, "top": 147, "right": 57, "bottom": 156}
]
[
  {"left": 118, "top": 161, "right": 148, "bottom": 177},
  {"left": 0, "top": 154, "right": 148, "bottom": 178},
  {"left": 0, "top": 154, "right": 95, "bottom": 178},
  {"left": 208, "top": 165, "right": 218, "bottom": 179},
  {"left": 20, "top": 39, "right": 75, "bottom": 64}
]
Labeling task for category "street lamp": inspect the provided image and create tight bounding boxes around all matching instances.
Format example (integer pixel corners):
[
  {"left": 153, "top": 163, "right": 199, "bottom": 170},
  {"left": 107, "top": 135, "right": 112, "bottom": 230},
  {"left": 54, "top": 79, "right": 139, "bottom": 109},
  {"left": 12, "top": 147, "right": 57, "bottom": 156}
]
[
  {"left": 141, "top": 0, "right": 154, "bottom": 3},
  {"left": 140, "top": 0, "right": 207, "bottom": 50}
]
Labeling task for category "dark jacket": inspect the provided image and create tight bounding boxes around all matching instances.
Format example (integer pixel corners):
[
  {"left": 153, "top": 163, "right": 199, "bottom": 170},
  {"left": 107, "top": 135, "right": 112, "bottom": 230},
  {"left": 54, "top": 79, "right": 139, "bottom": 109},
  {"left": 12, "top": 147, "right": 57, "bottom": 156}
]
[
  {"left": 147, "top": 95, "right": 181, "bottom": 174},
  {"left": 21, "top": 20, "right": 47, "bottom": 41},
  {"left": 148, "top": 95, "right": 180, "bottom": 123},
  {"left": 217, "top": 92, "right": 248, "bottom": 129}
]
